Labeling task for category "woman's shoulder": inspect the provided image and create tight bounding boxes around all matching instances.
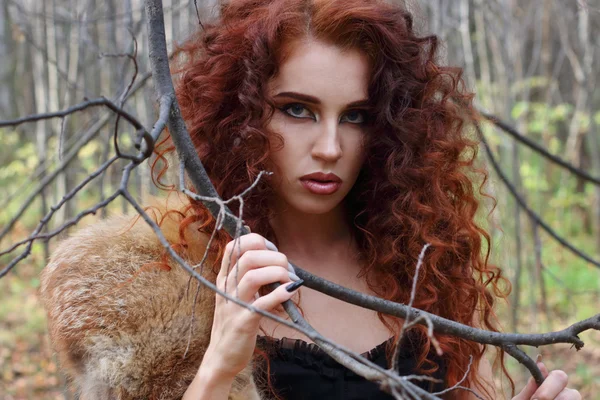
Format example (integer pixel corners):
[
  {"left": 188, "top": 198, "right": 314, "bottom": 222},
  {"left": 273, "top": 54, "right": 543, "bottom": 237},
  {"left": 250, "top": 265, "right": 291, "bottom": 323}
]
[{"left": 39, "top": 195, "right": 218, "bottom": 399}]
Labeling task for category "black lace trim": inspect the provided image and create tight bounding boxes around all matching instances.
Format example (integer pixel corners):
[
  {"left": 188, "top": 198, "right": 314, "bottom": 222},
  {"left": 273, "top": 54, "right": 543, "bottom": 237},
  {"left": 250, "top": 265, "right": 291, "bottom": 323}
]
[
  {"left": 255, "top": 335, "right": 393, "bottom": 379},
  {"left": 257, "top": 335, "right": 393, "bottom": 360}
]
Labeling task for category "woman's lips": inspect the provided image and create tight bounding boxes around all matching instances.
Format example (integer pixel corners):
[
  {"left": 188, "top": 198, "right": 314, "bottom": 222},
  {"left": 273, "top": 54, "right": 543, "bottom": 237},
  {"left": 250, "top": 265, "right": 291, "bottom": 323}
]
[{"left": 300, "top": 179, "right": 342, "bottom": 195}]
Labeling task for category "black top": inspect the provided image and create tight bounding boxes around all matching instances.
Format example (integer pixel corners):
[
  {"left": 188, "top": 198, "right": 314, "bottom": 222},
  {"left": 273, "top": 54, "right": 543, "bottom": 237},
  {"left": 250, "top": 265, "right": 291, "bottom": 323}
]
[{"left": 254, "top": 335, "right": 446, "bottom": 399}]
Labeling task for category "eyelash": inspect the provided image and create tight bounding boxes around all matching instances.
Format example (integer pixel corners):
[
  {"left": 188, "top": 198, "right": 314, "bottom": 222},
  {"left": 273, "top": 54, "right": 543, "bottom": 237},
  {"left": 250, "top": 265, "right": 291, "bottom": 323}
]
[{"left": 278, "top": 103, "right": 369, "bottom": 125}]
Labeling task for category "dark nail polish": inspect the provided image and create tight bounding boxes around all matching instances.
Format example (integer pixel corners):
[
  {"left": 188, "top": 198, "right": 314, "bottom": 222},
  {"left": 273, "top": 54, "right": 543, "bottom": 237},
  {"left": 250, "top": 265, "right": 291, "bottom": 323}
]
[{"left": 285, "top": 279, "right": 304, "bottom": 292}]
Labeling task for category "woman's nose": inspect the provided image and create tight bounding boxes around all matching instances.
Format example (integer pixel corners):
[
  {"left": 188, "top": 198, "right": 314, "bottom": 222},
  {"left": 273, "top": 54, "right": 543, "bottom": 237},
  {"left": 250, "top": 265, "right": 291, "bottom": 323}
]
[{"left": 311, "top": 120, "right": 342, "bottom": 162}]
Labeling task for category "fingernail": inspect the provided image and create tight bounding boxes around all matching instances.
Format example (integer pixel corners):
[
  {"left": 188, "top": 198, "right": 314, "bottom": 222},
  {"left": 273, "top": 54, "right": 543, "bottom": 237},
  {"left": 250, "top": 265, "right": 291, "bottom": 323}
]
[
  {"left": 287, "top": 261, "right": 296, "bottom": 274},
  {"left": 289, "top": 272, "right": 301, "bottom": 282},
  {"left": 536, "top": 354, "right": 542, "bottom": 363},
  {"left": 265, "top": 239, "right": 278, "bottom": 252},
  {"left": 285, "top": 280, "right": 304, "bottom": 292}
]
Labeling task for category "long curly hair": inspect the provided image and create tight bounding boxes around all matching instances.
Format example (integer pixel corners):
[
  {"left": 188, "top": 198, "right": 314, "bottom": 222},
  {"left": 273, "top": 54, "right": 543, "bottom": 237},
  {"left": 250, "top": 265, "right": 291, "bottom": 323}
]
[{"left": 152, "top": 0, "right": 512, "bottom": 397}]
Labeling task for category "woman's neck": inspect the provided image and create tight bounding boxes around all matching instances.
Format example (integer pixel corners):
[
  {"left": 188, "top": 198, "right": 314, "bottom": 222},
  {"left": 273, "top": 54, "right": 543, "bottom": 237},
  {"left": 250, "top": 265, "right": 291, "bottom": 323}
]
[{"left": 268, "top": 202, "right": 362, "bottom": 277}]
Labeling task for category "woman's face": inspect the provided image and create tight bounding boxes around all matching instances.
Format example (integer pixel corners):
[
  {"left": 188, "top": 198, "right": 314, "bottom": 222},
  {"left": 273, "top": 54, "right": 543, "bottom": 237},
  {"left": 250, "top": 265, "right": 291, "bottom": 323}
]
[{"left": 266, "top": 39, "right": 371, "bottom": 215}]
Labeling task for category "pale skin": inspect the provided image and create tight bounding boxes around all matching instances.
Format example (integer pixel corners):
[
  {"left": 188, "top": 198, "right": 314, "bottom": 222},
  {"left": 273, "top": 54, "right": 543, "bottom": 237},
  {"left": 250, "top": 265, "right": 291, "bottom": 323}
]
[{"left": 183, "top": 39, "right": 581, "bottom": 400}]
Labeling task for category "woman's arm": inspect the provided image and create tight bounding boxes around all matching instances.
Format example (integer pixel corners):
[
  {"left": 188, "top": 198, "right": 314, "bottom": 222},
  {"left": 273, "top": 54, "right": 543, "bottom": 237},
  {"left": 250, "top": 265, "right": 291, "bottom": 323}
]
[
  {"left": 183, "top": 233, "right": 302, "bottom": 400},
  {"left": 183, "top": 358, "right": 235, "bottom": 400}
]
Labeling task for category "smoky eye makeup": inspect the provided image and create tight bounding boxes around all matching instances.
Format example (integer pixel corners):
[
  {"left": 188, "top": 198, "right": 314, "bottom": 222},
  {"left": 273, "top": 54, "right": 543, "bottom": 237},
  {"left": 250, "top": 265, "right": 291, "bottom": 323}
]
[
  {"left": 341, "top": 109, "right": 369, "bottom": 124},
  {"left": 278, "top": 103, "right": 315, "bottom": 120},
  {"left": 278, "top": 102, "right": 371, "bottom": 125}
]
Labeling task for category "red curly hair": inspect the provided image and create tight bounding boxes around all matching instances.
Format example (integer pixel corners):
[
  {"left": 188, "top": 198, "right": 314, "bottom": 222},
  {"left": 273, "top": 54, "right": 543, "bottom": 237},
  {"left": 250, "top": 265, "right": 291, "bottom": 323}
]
[{"left": 152, "top": 0, "right": 511, "bottom": 397}]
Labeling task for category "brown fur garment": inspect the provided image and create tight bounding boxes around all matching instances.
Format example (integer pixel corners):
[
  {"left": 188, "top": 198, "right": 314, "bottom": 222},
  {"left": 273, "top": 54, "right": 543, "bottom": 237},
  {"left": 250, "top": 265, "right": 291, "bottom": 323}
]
[{"left": 39, "top": 201, "right": 262, "bottom": 400}]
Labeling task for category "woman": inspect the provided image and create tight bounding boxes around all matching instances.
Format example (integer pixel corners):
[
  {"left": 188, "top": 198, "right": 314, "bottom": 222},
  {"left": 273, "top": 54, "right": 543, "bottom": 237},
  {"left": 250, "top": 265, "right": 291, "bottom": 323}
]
[{"left": 40, "top": 0, "right": 580, "bottom": 399}]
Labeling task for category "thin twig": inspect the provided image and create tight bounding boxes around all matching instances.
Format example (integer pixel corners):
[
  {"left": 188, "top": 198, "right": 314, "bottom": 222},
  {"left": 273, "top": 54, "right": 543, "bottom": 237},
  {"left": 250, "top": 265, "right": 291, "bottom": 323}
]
[
  {"left": 0, "top": 97, "right": 144, "bottom": 130},
  {"left": 433, "top": 356, "right": 484, "bottom": 399},
  {"left": 393, "top": 243, "right": 435, "bottom": 372}
]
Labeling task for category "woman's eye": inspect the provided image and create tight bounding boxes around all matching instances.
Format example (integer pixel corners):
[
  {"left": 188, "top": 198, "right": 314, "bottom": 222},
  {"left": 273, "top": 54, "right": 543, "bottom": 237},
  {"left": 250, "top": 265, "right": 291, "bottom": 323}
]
[
  {"left": 279, "top": 104, "right": 367, "bottom": 124},
  {"left": 341, "top": 110, "right": 367, "bottom": 124},
  {"left": 281, "top": 103, "right": 314, "bottom": 119}
]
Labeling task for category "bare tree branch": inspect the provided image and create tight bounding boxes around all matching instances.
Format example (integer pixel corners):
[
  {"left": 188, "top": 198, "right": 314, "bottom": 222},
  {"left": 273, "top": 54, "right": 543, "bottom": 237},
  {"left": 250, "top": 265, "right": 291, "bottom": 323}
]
[
  {"left": 480, "top": 111, "right": 600, "bottom": 186},
  {"left": 0, "top": 155, "right": 120, "bottom": 266},
  {"left": 125, "top": 168, "right": 439, "bottom": 398},
  {"left": 475, "top": 121, "right": 600, "bottom": 269},
  {"left": 0, "top": 97, "right": 144, "bottom": 130},
  {"left": 2, "top": 1, "right": 599, "bottom": 397},
  {"left": 144, "top": 0, "right": 445, "bottom": 396},
  {"left": 0, "top": 98, "right": 150, "bottom": 243},
  {"left": 141, "top": 0, "right": 600, "bottom": 390}
]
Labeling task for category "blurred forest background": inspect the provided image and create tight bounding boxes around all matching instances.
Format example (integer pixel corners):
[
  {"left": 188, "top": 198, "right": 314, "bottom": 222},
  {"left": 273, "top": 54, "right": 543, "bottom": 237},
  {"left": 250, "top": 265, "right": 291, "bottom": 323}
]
[{"left": 0, "top": 0, "right": 599, "bottom": 398}]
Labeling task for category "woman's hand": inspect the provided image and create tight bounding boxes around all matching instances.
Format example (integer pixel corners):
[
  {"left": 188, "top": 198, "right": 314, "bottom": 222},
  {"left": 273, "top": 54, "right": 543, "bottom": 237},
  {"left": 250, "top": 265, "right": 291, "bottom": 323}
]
[
  {"left": 201, "top": 233, "right": 302, "bottom": 379},
  {"left": 512, "top": 360, "right": 581, "bottom": 400}
]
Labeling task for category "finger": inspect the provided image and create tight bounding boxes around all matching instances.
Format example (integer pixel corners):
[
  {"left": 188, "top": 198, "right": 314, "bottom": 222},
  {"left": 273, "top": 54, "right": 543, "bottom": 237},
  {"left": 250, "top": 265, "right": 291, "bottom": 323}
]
[
  {"left": 555, "top": 388, "right": 582, "bottom": 400},
  {"left": 232, "top": 282, "right": 302, "bottom": 335},
  {"left": 234, "top": 266, "right": 292, "bottom": 303},
  {"left": 252, "top": 237, "right": 296, "bottom": 272},
  {"left": 257, "top": 238, "right": 296, "bottom": 275},
  {"left": 233, "top": 250, "right": 289, "bottom": 277},
  {"left": 251, "top": 280, "right": 303, "bottom": 313},
  {"left": 512, "top": 362, "right": 548, "bottom": 400},
  {"left": 218, "top": 234, "right": 268, "bottom": 281},
  {"left": 532, "top": 370, "right": 569, "bottom": 400},
  {"left": 245, "top": 237, "right": 297, "bottom": 276},
  {"left": 512, "top": 376, "right": 537, "bottom": 400},
  {"left": 264, "top": 238, "right": 278, "bottom": 252},
  {"left": 223, "top": 250, "right": 297, "bottom": 289},
  {"left": 538, "top": 362, "right": 550, "bottom": 378}
]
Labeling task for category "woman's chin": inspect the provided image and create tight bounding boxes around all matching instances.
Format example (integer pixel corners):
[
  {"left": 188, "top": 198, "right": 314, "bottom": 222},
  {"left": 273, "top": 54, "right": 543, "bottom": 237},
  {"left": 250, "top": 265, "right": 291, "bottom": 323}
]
[{"left": 286, "top": 196, "right": 344, "bottom": 215}]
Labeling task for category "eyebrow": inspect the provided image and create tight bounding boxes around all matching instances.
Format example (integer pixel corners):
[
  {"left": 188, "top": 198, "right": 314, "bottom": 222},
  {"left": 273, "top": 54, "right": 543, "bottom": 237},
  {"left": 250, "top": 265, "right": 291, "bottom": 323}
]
[{"left": 274, "top": 91, "right": 370, "bottom": 108}]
